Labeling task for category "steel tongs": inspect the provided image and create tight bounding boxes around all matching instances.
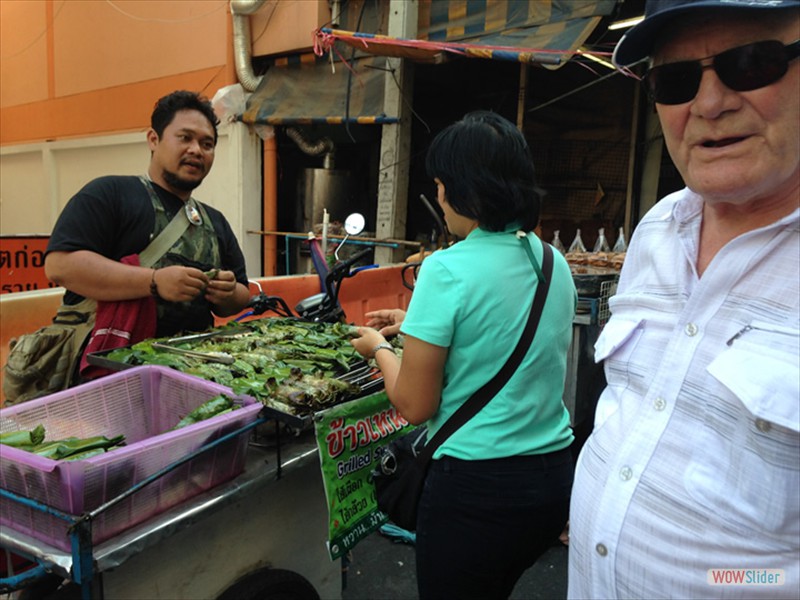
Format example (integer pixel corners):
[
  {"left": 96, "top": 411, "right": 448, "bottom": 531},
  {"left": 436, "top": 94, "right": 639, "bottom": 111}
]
[{"left": 151, "top": 343, "right": 236, "bottom": 365}]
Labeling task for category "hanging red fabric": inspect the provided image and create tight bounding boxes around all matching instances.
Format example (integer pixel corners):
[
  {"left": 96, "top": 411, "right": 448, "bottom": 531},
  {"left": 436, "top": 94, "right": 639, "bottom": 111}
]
[{"left": 79, "top": 254, "right": 157, "bottom": 380}]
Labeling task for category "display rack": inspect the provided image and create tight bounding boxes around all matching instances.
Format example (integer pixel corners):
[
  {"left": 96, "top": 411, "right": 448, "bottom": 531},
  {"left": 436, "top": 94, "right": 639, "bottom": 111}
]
[{"left": 598, "top": 276, "right": 620, "bottom": 327}]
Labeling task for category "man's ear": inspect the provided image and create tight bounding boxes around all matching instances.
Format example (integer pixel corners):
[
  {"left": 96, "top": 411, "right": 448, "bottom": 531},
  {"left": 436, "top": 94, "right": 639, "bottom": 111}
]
[{"left": 146, "top": 128, "right": 159, "bottom": 151}]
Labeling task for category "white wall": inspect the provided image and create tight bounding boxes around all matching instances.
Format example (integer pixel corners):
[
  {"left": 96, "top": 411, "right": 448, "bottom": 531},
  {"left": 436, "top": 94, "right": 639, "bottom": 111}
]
[{"left": 0, "top": 122, "right": 262, "bottom": 276}]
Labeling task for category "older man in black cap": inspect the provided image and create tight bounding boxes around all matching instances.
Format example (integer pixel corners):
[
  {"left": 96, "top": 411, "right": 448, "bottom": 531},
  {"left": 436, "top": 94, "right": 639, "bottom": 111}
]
[{"left": 569, "top": 0, "right": 799, "bottom": 598}]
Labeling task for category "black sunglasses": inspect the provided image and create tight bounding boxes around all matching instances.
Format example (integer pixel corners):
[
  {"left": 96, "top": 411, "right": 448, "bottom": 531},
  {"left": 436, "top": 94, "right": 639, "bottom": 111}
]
[{"left": 645, "top": 39, "right": 800, "bottom": 105}]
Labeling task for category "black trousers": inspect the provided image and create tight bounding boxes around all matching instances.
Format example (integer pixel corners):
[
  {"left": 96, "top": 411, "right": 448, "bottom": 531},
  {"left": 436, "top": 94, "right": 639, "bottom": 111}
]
[{"left": 415, "top": 447, "right": 573, "bottom": 600}]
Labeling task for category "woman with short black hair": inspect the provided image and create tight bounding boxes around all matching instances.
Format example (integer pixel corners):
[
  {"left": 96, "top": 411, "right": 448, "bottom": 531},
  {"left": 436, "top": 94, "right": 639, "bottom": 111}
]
[{"left": 351, "top": 111, "right": 577, "bottom": 599}]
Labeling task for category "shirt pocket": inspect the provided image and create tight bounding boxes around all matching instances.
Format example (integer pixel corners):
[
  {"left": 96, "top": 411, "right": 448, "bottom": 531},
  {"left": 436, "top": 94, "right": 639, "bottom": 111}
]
[
  {"left": 684, "top": 338, "right": 800, "bottom": 540},
  {"left": 708, "top": 346, "right": 799, "bottom": 432},
  {"left": 594, "top": 318, "right": 644, "bottom": 384}
]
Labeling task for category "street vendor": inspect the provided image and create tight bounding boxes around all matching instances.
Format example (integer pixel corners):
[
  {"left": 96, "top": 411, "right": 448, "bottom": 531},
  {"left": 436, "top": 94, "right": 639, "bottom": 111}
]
[
  {"left": 45, "top": 90, "right": 250, "bottom": 338},
  {"left": 45, "top": 89, "right": 251, "bottom": 342},
  {"left": 3, "top": 91, "right": 251, "bottom": 404},
  {"left": 351, "top": 111, "right": 576, "bottom": 600}
]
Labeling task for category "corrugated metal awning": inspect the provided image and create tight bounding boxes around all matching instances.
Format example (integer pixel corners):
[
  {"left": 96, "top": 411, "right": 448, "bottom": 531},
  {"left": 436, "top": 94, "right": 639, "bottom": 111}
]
[{"left": 241, "top": 55, "right": 398, "bottom": 127}]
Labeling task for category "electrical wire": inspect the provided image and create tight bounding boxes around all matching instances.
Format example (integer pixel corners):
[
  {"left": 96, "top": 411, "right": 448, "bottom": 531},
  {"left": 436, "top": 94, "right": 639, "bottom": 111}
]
[
  {"left": 104, "top": 0, "right": 227, "bottom": 24},
  {"left": 0, "top": 0, "right": 66, "bottom": 61},
  {"left": 251, "top": 0, "right": 280, "bottom": 44},
  {"left": 526, "top": 68, "right": 622, "bottom": 114},
  {"left": 344, "top": 0, "right": 368, "bottom": 143}
]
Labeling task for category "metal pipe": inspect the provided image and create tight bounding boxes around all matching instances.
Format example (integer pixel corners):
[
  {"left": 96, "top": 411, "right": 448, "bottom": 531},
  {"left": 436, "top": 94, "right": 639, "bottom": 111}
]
[
  {"left": 0, "top": 563, "right": 50, "bottom": 594},
  {"left": 83, "top": 417, "right": 268, "bottom": 521},
  {"left": 230, "top": 0, "right": 268, "bottom": 91},
  {"left": 286, "top": 128, "right": 335, "bottom": 163}
]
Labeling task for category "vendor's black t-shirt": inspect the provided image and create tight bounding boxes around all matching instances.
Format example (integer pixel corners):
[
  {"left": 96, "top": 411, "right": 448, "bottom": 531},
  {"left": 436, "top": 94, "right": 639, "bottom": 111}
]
[{"left": 47, "top": 175, "right": 249, "bottom": 336}]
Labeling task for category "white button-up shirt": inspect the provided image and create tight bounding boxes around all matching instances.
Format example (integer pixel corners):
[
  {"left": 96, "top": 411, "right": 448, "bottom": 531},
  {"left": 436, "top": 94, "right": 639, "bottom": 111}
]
[{"left": 569, "top": 188, "right": 800, "bottom": 599}]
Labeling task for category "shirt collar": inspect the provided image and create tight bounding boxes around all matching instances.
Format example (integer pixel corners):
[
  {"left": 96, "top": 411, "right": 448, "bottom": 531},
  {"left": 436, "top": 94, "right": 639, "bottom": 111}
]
[
  {"left": 465, "top": 222, "right": 523, "bottom": 240},
  {"left": 672, "top": 189, "right": 800, "bottom": 229}
]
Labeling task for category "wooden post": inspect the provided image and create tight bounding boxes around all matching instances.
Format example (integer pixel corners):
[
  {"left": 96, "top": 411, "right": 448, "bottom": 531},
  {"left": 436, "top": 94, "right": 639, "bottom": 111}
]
[{"left": 374, "top": 0, "right": 418, "bottom": 265}]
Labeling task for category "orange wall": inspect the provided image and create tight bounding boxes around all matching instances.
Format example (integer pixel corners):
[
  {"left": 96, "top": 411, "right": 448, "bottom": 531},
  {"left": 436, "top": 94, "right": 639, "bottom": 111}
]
[
  {"left": 0, "top": 0, "right": 332, "bottom": 146},
  {"left": 0, "top": 0, "right": 234, "bottom": 145},
  {"left": 250, "top": 0, "right": 330, "bottom": 57}
]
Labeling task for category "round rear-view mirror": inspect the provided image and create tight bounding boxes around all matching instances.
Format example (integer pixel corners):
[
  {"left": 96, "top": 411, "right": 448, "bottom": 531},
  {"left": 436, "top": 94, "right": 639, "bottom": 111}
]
[{"left": 344, "top": 213, "right": 365, "bottom": 236}]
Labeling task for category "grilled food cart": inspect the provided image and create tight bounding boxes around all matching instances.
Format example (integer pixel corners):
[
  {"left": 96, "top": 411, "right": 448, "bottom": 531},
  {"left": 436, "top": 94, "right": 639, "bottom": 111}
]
[
  {"left": 0, "top": 265, "right": 413, "bottom": 600},
  {"left": 0, "top": 319, "right": 389, "bottom": 599}
]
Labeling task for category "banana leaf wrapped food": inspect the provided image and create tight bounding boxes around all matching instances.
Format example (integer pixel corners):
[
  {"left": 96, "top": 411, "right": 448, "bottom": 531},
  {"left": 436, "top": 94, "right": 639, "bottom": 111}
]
[
  {"left": 101, "top": 318, "right": 375, "bottom": 416},
  {"left": 0, "top": 424, "right": 46, "bottom": 447},
  {"left": 172, "top": 394, "right": 237, "bottom": 430},
  {"left": 0, "top": 424, "right": 126, "bottom": 460}
]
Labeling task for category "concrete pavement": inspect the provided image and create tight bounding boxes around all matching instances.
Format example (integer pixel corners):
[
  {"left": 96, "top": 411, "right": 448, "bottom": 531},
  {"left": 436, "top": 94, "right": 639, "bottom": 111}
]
[{"left": 341, "top": 529, "right": 568, "bottom": 600}]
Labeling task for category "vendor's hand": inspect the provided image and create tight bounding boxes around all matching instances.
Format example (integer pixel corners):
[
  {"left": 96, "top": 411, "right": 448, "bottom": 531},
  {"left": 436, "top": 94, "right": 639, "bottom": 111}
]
[
  {"left": 350, "top": 326, "right": 388, "bottom": 359},
  {"left": 152, "top": 266, "right": 208, "bottom": 302},
  {"left": 203, "top": 269, "right": 237, "bottom": 305},
  {"left": 365, "top": 309, "right": 406, "bottom": 337}
]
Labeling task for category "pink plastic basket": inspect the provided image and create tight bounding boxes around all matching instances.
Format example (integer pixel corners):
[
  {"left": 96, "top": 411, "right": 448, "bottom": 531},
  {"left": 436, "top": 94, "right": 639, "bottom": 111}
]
[{"left": 0, "top": 366, "right": 261, "bottom": 551}]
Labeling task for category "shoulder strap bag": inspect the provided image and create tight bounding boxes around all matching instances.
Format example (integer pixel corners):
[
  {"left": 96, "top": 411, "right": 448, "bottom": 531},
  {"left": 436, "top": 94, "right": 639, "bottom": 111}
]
[
  {"left": 372, "top": 235, "right": 554, "bottom": 531},
  {"left": 138, "top": 176, "right": 193, "bottom": 268}
]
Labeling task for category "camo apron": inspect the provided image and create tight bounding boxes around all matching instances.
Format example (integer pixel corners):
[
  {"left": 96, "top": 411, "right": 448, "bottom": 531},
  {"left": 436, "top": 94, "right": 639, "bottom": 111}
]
[{"left": 139, "top": 177, "right": 221, "bottom": 335}]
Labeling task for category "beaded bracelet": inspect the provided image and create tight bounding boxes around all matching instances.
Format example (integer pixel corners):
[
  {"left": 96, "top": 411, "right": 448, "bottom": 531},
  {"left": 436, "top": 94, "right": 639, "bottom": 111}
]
[{"left": 150, "top": 269, "right": 159, "bottom": 298}]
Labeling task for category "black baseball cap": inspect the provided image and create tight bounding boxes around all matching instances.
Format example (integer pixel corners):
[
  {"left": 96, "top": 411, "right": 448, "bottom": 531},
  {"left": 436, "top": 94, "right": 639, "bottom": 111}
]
[{"left": 612, "top": 0, "right": 800, "bottom": 67}]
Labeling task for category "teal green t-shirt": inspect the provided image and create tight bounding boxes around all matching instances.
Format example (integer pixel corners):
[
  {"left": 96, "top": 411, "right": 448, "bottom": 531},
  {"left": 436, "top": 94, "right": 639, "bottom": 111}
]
[{"left": 400, "top": 226, "right": 576, "bottom": 460}]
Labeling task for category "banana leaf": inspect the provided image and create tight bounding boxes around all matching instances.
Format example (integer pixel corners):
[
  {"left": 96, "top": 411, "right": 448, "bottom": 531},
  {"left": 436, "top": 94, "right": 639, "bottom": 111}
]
[{"left": 97, "top": 318, "right": 371, "bottom": 416}]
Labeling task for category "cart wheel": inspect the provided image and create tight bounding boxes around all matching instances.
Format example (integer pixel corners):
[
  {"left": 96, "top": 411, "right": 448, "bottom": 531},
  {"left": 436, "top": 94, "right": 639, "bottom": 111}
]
[
  {"left": 216, "top": 568, "right": 319, "bottom": 600},
  {"left": 18, "top": 575, "right": 81, "bottom": 600}
]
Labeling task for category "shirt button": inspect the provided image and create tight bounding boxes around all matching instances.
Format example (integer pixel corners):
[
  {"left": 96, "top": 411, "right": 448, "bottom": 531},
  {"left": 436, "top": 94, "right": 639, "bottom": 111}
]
[
  {"left": 653, "top": 397, "right": 667, "bottom": 411},
  {"left": 685, "top": 323, "right": 699, "bottom": 336},
  {"left": 620, "top": 466, "right": 633, "bottom": 481},
  {"left": 596, "top": 543, "right": 608, "bottom": 557},
  {"left": 756, "top": 419, "right": 771, "bottom": 433}
]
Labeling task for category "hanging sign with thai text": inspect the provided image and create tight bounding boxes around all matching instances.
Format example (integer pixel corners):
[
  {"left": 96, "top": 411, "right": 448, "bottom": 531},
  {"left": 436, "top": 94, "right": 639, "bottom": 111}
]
[
  {"left": 0, "top": 236, "right": 56, "bottom": 294},
  {"left": 314, "top": 390, "right": 415, "bottom": 560}
]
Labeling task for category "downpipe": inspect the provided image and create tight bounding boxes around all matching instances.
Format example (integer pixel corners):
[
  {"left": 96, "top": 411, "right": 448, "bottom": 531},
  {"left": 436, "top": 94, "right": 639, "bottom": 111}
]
[{"left": 230, "top": 0, "right": 268, "bottom": 92}]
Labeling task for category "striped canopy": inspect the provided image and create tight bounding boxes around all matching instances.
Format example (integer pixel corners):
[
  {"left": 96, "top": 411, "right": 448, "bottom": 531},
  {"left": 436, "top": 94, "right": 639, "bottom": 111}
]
[
  {"left": 321, "top": 0, "right": 618, "bottom": 67},
  {"left": 241, "top": 0, "right": 618, "bottom": 126},
  {"left": 241, "top": 55, "right": 398, "bottom": 127}
]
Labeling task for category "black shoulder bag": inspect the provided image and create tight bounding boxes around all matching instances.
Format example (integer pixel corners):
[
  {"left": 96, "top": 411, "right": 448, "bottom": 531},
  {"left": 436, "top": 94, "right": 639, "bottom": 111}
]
[{"left": 371, "top": 237, "right": 554, "bottom": 531}]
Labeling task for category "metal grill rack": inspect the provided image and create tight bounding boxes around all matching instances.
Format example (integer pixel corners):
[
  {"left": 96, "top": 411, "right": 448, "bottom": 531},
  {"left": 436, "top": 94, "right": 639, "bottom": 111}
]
[{"left": 598, "top": 276, "right": 619, "bottom": 327}]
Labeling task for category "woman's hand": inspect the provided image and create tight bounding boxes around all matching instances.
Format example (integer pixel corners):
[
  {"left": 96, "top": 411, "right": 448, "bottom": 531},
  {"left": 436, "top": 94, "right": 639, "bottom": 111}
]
[
  {"left": 352, "top": 325, "right": 446, "bottom": 426},
  {"left": 350, "top": 326, "right": 388, "bottom": 359},
  {"left": 365, "top": 309, "right": 407, "bottom": 337}
]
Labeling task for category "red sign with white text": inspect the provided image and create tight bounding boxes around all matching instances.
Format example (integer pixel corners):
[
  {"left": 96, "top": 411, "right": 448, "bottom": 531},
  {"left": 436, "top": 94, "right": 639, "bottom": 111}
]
[{"left": 0, "top": 236, "right": 57, "bottom": 294}]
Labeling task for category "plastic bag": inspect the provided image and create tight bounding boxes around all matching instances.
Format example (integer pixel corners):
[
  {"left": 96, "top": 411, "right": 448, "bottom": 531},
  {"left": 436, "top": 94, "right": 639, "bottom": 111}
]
[
  {"left": 568, "top": 229, "right": 587, "bottom": 253},
  {"left": 593, "top": 228, "right": 611, "bottom": 253},
  {"left": 552, "top": 230, "right": 566, "bottom": 255},
  {"left": 612, "top": 227, "right": 628, "bottom": 253},
  {"left": 210, "top": 83, "right": 274, "bottom": 141},
  {"left": 211, "top": 84, "right": 247, "bottom": 126}
]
